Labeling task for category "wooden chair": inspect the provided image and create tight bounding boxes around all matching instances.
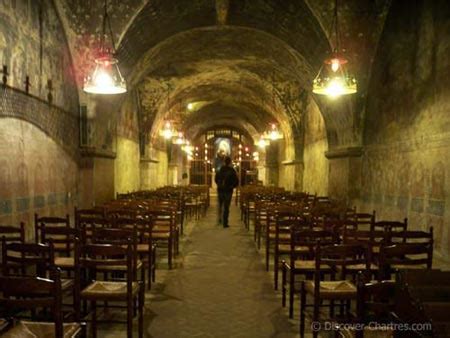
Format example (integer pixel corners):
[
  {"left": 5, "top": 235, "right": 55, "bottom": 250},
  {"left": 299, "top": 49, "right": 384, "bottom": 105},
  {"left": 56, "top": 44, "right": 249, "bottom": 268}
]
[
  {"left": 387, "top": 226, "right": 433, "bottom": 245},
  {"left": 92, "top": 226, "right": 144, "bottom": 285},
  {"left": 135, "top": 217, "right": 157, "bottom": 289},
  {"left": 0, "top": 269, "right": 85, "bottom": 338},
  {"left": 300, "top": 243, "right": 370, "bottom": 338},
  {"left": 0, "top": 223, "right": 25, "bottom": 243},
  {"left": 371, "top": 218, "right": 407, "bottom": 232},
  {"left": 352, "top": 211, "right": 376, "bottom": 230},
  {"left": 337, "top": 277, "right": 396, "bottom": 338},
  {"left": 378, "top": 242, "right": 433, "bottom": 281},
  {"left": 282, "top": 229, "right": 335, "bottom": 318},
  {"left": 34, "top": 214, "right": 70, "bottom": 244},
  {"left": 2, "top": 240, "right": 54, "bottom": 278},
  {"left": 74, "top": 240, "right": 144, "bottom": 338},
  {"left": 40, "top": 226, "right": 79, "bottom": 274},
  {"left": 1, "top": 239, "right": 76, "bottom": 312}
]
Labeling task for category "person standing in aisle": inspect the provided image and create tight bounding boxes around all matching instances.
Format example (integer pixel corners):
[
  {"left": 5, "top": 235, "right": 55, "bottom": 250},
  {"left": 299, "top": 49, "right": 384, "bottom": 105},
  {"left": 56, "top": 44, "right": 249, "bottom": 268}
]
[{"left": 214, "top": 156, "right": 239, "bottom": 228}]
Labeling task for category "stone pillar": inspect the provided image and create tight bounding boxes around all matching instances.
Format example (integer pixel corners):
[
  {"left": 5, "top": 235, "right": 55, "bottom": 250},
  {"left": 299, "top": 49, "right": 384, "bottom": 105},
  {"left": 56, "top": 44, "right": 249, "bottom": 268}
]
[
  {"left": 79, "top": 148, "right": 116, "bottom": 207},
  {"left": 325, "top": 147, "right": 363, "bottom": 202}
]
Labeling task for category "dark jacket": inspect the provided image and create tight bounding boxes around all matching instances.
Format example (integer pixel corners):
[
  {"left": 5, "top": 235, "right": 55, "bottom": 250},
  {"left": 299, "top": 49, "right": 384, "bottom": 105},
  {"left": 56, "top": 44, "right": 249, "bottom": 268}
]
[{"left": 215, "top": 165, "right": 239, "bottom": 192}]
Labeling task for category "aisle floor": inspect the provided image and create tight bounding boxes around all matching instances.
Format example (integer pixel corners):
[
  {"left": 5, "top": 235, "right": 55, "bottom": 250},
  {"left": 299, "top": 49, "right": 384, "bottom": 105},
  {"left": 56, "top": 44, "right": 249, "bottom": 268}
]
[{"left": 99, "top": 200, "right": 300, "bottom": 338}]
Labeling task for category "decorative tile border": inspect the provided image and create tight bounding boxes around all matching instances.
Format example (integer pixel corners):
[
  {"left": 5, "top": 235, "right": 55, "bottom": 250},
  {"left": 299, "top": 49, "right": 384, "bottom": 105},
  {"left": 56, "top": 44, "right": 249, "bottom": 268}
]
[{"left": 0, "top": 86, "right": 79, "bottom": 159}]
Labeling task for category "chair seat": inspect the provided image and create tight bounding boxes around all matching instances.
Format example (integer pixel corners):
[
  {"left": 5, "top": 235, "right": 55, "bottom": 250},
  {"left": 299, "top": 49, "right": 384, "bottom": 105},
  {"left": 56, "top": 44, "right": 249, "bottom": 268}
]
[
  {"left": 305, "top": 280, "right": 357, "bottom": 299},
  {"left": 338, "top": 263, "right": 379, "bottom": 272},
  {"left": 153, "top": 232, "right": 170, "bottom": 239},
  {"left": 61, "top": 278, "right": 74, "bottom": 290},
  {"left": 278, "top": 244, "right": 309, "bottom": 253},
  {"left": 98, "top": 260, "right": 143, "bottom": 272},
  {"left": 391, "top": 264, "right": 427, "bottom": 270},
  {"left": 294, "top": 260, "right": 331, "bottom": 271},
  {"left": 53, "top": 243, "right": 72, "bottom": 251},
  {"left": 81, "top": 281, "right": 140, "bottom": 300},
  {"left": 54, "top": 257, "right": 75, "bottom": 268},
  {"left": 2, "top": 320, "right": 82, "bottom": 338}
]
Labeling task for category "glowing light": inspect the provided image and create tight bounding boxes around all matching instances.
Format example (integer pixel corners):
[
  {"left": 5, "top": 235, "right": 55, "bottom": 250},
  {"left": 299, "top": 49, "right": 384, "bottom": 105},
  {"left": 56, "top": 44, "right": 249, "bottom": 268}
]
[
  {"left": 173, "top": 132, "right": 186, "bottom": 145},
  {"left": 256, "top": 137, "right": 270, "bottom": 148},
  {"left": 160, "top": 121, "right": 175, "bottom": 140},
  {"left": 262, "top": 123, "right": 283, "bottom": 141},
  {"left": 83, "top": 55, "right": 126, "bottom": 94},
  {"left": 187, "top": 103, "right": 194, "bottom": 111},
  {"left": 330, "top": 58, "right": 341, "bottom": 72}
]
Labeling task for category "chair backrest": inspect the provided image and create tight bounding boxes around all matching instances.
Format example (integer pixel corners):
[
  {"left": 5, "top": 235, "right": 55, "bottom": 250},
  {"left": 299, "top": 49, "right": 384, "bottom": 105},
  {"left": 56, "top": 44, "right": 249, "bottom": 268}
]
[
  {"left": 356, "top": 276, "right": 396, "bottom": 324},
  {"left": 0, "top": 223, "right": 26, "bottom": 243},
  {"left": 34, "top": 214, "right": 70, "bottom": 243},
  {"left": 342, "top": 229, "right": 388, "bottom": 262},
  {"left": 290, "top": 229, "right": 335, "bottom": 263},
  {"left": 75, "top": 241, "right": 133, "bottom": 297},
  {"left": 387, "top": 227, "right": 433, "bottom": 245},
  {"left": 353, "top": 211, "right": 376, "bottom": 230},
  {"left": 41, "top": 226, "right": 78, "bottom": 257},
  {"left": 76, "top": 216, "right": 109, "bottom": 244},
  {"left": 378, "top": 242, "right": 433, "bottom": 280},
  {"left": 92, "top": 226, "right": 138, "bottom": 269},
  {"left": 316, "top": 243, "right": 370, "bottom": 281},
  {"left": 371, "top": 218, "right": 407, "bottom": 232},
  {"left": 2, "top": 239, "right": 54, "bottom": 277},
  {"left": 0, "top": 269, "right": 63, "bottom": 337}
]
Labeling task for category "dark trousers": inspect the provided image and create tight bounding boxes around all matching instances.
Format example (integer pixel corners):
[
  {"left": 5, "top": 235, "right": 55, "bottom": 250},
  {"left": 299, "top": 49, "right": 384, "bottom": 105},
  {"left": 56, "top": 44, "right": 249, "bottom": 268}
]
[{"left": 218, "top": 190, "right": 233, "bottom": 226}]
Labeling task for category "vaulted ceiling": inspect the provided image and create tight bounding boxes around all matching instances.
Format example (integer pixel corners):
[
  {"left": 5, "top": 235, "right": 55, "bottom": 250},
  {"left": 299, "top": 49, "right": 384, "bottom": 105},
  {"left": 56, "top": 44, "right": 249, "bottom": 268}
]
[{"left": 55, "top": 0, "right": 391, "bottom": 148}]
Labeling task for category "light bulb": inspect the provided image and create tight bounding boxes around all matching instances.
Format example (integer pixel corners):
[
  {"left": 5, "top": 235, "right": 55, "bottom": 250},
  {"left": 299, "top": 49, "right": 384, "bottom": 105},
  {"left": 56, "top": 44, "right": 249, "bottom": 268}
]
[
  {"left": 331, "top": 58, "right": 340, "bottom": 72},
  {"left": 325, "top": 77, "right": 346, "bottom": 98}
]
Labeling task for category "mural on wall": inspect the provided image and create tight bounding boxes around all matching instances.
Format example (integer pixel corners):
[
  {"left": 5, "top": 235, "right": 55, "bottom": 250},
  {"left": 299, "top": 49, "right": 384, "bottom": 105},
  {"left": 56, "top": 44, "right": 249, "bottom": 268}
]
[
  {"left": 359, "top": 1, "right": 450, "bottom": 259},
  {"left": 0, "top": 0, "right": 78, "bottom": 111},
  {"left": 0, "top": 119, "right": 78, "bottom": 238}
]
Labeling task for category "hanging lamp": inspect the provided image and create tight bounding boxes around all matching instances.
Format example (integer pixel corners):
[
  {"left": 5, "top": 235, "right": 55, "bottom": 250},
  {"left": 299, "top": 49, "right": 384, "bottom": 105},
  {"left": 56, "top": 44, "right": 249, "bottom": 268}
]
[
  {"left": 312, "top": 0, "right": 357, "bottom": 98},
  {"left": 263, "top": 123, "right": 283, "bottom": 141},
  {"left": 83, "top": 0, "right": 126, "bottom": 94}
]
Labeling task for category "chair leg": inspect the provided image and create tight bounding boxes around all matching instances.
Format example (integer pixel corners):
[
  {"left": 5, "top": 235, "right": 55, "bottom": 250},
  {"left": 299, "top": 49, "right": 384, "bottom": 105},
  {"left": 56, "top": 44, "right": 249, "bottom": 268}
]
[
  {"left": 281, "top": 262, "right": 287, "bottom": 307},
  {"left": 265, "top": 239, "right": 270, "bottom": 271},
  {"left": 127, "top": 296, "right": 133, "bottom": 338},
  {"left": 168, "top": 238, "right": 173, "bottom": 269},
  {"left": 274, "top": 252, "right": 279, "bottom": 290},
  {"left": 313, "top": 296, "right": 320, "bottom": 338},
  {"left": 289, "top": 272, "right": 295, "bottom": 319},
  {"left": 300, "top": 281, "right": 306, "bottom": 338},
  {"left": 139, "top": 284, "right": 144, "bottom": 338},
  {"left": 152, "top": 248, "right": 156, "bottom": 282},
  {"left": 92, "top": 301, "right": 97, "bottom": 338}
]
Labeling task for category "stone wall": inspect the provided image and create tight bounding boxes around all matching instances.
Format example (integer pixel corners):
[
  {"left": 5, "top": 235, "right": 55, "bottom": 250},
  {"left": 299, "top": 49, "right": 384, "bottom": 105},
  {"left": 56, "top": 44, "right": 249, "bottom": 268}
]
[
  {"left": 0, "top": 0, "right": 80, "bottom": 233},
  {"left": 355, "top": 0, "right": 450, "bottom": 259},
  {"left": 0, "top": 0, "right": 78, "bottom": 110},
  {"left": 0, "top": 118, "right": 78, "bottom": 238},
  {"left": 303, "top": 98, "right": 328, "bottom": 196}
]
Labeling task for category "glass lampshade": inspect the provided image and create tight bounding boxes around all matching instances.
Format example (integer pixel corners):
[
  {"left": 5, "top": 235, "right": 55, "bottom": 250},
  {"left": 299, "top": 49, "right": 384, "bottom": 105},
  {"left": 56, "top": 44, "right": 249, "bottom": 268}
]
[
  {"left": 83, "top": 54, "right": 127, "bottom": 95},
  {"left": 312, "top": 56, "right": 357, "bottom": 98},
  {"left": 262, "top": 123, "right": 283, "bottom": 141}
]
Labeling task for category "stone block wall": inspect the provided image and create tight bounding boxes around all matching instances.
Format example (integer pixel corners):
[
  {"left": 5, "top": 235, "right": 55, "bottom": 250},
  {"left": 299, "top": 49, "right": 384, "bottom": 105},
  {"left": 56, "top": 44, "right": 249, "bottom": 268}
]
[
  {"left": 355, "top": 0, "right": 450, "bottom": 259},
  {"left": 0, "top": 0, "right": 80, "bottom": 235},
  {"left": 0, "top": 119, "right": 78, "bottom": 239}
]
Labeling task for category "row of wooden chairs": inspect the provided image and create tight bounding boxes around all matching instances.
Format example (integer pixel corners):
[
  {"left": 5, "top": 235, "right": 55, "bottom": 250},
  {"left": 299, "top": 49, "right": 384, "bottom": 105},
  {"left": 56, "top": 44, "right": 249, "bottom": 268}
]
[{"left": 1, "top": 235, "right": 144, "bottom": 337}]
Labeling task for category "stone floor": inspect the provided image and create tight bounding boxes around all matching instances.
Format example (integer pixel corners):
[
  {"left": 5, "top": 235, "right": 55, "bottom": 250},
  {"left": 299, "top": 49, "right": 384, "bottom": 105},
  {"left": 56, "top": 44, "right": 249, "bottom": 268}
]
[
  {"left": 93, "top": 197, "right": 450, "bottom": 338},
  {"left": 98, "top": 200, "right": 301, "bottom": 338}
]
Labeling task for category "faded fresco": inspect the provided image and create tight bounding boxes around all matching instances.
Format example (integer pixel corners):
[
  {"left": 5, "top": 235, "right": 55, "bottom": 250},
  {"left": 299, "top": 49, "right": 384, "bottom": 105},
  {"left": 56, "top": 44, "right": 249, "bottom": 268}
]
[
  {"left": 357, "top": 0, "right": 450, "bottom": 259},
  {"left": 0, "top": 0, "right": 78, "bottom": 111}
]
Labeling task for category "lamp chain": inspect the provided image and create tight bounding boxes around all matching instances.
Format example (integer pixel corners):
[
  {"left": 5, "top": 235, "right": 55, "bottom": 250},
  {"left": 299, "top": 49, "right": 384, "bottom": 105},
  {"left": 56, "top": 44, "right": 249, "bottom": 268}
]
[{"left": 101, "top": 0, "right": 116, "bottom": 53}]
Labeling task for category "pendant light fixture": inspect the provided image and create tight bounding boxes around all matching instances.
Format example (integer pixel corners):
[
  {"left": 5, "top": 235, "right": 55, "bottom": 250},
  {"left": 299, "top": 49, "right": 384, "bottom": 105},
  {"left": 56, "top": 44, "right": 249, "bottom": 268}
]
[
  {"left": 312, "top": 0, "right": 357, "bottom": 98},
  {"left": 262, "top": 123, "right": 283, "bottom": 141},
  {"left": 83, "top": 0, "right": 126, "bottom": 95}
]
